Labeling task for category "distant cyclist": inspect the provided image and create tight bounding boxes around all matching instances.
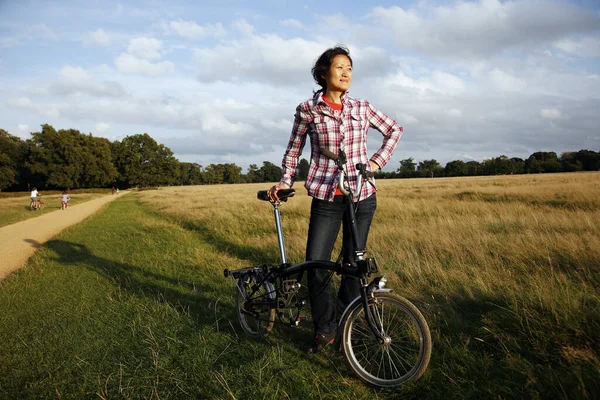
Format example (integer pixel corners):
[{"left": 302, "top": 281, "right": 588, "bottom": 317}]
[
  {"left": 61, "top": 190, "right": 70, "bottom": 210},
  {"left": 30, "top": 187, "right": 39, "bottom": 209}
]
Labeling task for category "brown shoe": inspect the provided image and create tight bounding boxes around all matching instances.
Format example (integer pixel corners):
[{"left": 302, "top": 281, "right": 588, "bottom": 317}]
[{"left": 306, "top": 331, "right": 336, "bottom": 354}]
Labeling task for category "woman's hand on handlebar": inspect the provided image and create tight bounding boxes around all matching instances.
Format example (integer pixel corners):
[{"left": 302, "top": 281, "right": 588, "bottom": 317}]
[{"left": 267, "top": 183, "right": 289, "bottom": 202}]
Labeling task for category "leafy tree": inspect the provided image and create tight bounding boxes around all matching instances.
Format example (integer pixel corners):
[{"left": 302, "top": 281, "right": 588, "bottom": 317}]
[
  {"left": 398, "top": 158, "right": 417, "bottom": 178},
  {"left": 526, "top": 152, "right": 561, "bottom": 173},
  {"left": 24, "top": 125, "right": 117, "bottom": 189},
  {"left": 200, "top": 163, "right": 243, "bottom": 184},
  {"left": 260, "top": 161, "right": 282, "bottom": 182},
  {"left": 202, "top": 164, "right": 225, "bottom": 184},
  {"left": 246, "top": 164, "right": 263, "bottom": 183},
  {"left": 417, "top": 159, "right": 443, "bottom": 178},
  {"left": 112, "top": 133, "right": 179, "bottom": 187},
  {"left": 0, "top": 129, "right": 26, "bottom": 190},
  {"left": 296, "top": 158, "right": 309, "bottom": 181},
  {"left": 525, "top": 157, "right": 542, "bottom": 173},
  {"left": 509, "top": 157, "right": 525, "bottom": 174},
  {"left": 79, "top": 135, "right": 117, "bottom": 187},
  {"left": 482, "top": 155, "right": 513, "bottom": 175},
  {"left": 560, "top": 152, "right": 582, "bottom": 172},
  {"left": 573, "top": 150, "right": 600, "bottom": 171},
  {"left": 25, "top": 125, "right": 86, "bottom": 189},
  {"left": 178, "top": 162, "right": 203, "bottom": 185},
  {"left": 444, "top": 160, "right": 466, "bottom": 177},
  {"left": 221, "top": 163, "right": 243, "bottom": 184},
  {"left": 464, "top": 161, "right": 481, "bottom": 176}
]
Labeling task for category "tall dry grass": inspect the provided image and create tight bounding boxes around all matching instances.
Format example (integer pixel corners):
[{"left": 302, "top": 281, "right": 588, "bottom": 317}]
[{"left": 137, "top": 172, "right": 600, "bottom": 397}]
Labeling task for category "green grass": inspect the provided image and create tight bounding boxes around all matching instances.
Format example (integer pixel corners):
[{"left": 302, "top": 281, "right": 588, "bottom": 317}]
[
  {"left": 0, "top": 189, "right": 116, "bottom": 228},
  {"left": 1, "top": 175, "right": 599, "bottom": 399},
  {"left": 0, "top": 194, "right": 388, "bottom": 399}
]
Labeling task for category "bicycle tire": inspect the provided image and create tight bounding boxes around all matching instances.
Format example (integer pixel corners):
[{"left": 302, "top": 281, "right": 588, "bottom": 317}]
[
  {"left": 235, "top": 275, "right": 276, "bottom": 338},
  {"left": 341, "top": 293, "right": 431, "bottom": 387}
]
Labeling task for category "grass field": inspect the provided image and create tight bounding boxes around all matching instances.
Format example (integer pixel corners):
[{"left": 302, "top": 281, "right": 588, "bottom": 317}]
[
  {"left": 0, "top": 172, "right": 598, "bottom": 399},
  {"left": 0, "top": 189, "right": 115, "bottom": 228}
]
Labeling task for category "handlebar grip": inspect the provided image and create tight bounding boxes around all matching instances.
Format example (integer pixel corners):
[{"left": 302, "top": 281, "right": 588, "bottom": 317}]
[{"left": 356, "top": 163, "right": 374, "bottom": 178}]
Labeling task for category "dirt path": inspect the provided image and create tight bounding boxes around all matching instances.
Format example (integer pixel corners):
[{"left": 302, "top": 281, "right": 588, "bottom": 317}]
[{"left": 0, "top": 191, "right": 131, "bottom": 280}]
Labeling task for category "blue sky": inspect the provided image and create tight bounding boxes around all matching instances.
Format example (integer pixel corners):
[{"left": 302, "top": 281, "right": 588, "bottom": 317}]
[{"left": 1, "top": 0, "right": 599, "bottom": 172}]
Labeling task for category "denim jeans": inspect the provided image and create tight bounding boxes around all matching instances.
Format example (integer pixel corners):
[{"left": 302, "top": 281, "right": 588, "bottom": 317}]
[{"left": 305, "top": 193, "right": 377, "bottom": 335}]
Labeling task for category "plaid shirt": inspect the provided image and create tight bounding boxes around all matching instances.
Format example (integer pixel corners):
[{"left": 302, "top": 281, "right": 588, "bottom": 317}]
[{"left": 279, "top": 91, "right": 403, "bottom": 201}]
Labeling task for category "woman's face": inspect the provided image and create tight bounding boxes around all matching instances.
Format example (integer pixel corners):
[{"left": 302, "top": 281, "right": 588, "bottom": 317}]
[{"left": 324, "top": 54, "right": 352, "bottom": 92}]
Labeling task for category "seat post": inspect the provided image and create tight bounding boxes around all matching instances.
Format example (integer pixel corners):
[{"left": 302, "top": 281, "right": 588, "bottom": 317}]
[{"left": 273, "top": 204, "right": 287, "bottom": 264}]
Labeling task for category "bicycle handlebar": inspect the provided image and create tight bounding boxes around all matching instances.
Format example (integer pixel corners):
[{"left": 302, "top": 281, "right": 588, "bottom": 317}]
[{"left": 319, "top": 147, "right": 374, "bottom": 198}]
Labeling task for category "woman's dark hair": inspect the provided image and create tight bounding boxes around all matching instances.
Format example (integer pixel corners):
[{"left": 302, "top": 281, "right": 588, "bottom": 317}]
[{"left": 311, "top": 45, "right": 352, "bottom": 92}]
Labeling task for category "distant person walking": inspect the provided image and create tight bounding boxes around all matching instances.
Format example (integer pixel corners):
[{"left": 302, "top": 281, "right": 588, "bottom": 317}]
[{"left": 61, "top": 190, "right": 70, "bottom": 210}]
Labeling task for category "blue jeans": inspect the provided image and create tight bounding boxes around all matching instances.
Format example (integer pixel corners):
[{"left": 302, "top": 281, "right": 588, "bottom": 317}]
[{"left": 305, "top": 193, "right": 377, "bottom": 335}]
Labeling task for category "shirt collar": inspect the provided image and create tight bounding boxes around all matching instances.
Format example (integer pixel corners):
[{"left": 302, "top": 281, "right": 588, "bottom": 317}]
[{"left": 313, "top": 90, "right": 351, "bottom": 108}]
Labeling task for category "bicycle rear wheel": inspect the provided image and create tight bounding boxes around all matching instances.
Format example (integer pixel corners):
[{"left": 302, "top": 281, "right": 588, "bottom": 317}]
[
  {"left": 236, "top": 275, "right": 276, "bottom": 338},
  {"left": 341, "top": 293, "right": 431, "bottom": 387}
]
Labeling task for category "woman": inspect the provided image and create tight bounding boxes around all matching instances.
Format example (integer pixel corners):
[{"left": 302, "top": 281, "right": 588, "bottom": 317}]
[{"left": 268, "top": 45, "right": 403, "bottom": 353}]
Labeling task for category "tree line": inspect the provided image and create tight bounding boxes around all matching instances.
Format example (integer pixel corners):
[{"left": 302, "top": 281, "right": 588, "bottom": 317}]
[
  {"left": 1, "top": 124, "right": 598, "bottom": 192},
  {"left": 376, "top": 150, "right": 600, "bottom": 179}
]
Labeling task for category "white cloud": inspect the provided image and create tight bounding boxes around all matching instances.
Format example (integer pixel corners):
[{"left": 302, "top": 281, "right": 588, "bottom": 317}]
[
  {"left": 29, "top": 24, "right": 57, "bottom": 41},
  {"left": 59, "top": 65, "right": 91, "bottom": 82},
  {"left": 84, "top": 29, "right": 111, "bottom": 46},
  {"left": 380, "top": 69, "right": 465, "bottom": 96},
  {"left": 194, "top": 34, "right": 324, "bottom": 86},
  {"left": 368, "top": 0, "right": 599, "bottom": 60},
  {"left": 259, "top": 118, "right": 290, "bottom": 132},
  {"left": 555, "top": 37, "right": 600, "bottom": 58},
  {"left": 399, "top": 113, "right": 419, "bottom": 124},
  {"left": 54, "top": 65, "right": 126, "bottom": 97},
  {"left": 95, "top": 122, "right": 111, "bottom": 133},
  {"left": 490, "top": 69, "right": 526, "bottom": 91},
  {"left": 540, "top": 108, "right": 562, "bottom": 120},
  {"left": 127, "top": 37, "right": 163, "bottom": 60},
  {"left": 280, "top": 19, "right": 305, "bottom": 29},
  {"left": 8, "top": 97, "right": 33, "bottom": 108},
  {"left": 431, "top": 71, "right": 466, "bottom": 94},
  {"left": 39, "top": 105, "right": 61, "bottom": 118},
  {"left": 0, "top": 24, "right": 57, "bottom": 48},
  {"left": 163, "top": 19, "right": 227, "bottom": 39},
  {"left": 17, "top": 124, "right": 29, "bottom": 132},
  {"left": 446, "top": 108, "right": 463, "bottom": 118},
  {"left": 233, "top": 19, "right": 255, "bottom": 36},
  {"left": 115, "top": 54, "right": 175, "bottom": 76}
]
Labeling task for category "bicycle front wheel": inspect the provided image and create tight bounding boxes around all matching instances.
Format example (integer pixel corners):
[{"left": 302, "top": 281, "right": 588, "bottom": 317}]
[
  {"left": 342, "top": 293, "right": 431, "bottom": 387},
  {"left": 236, "top": 275, "right": 276, "bottom": 338}
]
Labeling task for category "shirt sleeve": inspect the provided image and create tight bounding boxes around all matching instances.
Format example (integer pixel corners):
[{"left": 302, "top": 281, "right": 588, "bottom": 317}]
[
  {"left": 280, "top": 103, "right": 312, "bottom": 188},
  {"left": 367, "top": 102, "right": 403, "bottom": 169}
]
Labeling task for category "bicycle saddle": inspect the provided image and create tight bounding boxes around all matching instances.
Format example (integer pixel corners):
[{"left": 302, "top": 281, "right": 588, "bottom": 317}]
[{"left": 257, "top": 189, "right": 296, "bottom": 202}]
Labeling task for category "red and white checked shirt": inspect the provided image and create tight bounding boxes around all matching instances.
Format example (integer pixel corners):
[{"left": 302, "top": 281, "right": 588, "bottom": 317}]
[{"left": 279, "top": 91, "right": 403, "bottom": 201}]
